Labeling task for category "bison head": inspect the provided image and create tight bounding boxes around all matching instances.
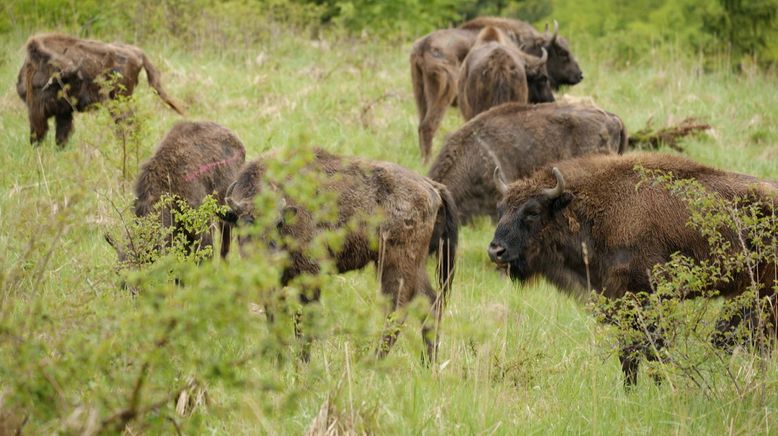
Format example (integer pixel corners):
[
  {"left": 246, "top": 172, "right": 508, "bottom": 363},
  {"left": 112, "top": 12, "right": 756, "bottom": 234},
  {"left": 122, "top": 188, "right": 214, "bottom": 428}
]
[
  {"left": 225, "top": 181, "right": 304, "bottom": 254},
  {"left": 542, "top": 21, "right": 583, "bottom": 89},
  {"left": 523, "top": 48, "right": 555, "bottom": 103},
  {"left": 488, "top": 166, "right": 573, "bottom": 281}
]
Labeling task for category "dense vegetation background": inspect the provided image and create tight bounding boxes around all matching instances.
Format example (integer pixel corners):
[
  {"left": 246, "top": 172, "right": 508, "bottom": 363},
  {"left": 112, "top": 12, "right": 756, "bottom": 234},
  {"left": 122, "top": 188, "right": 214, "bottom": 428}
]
[
  {"left": 4, "top": 0, "right": 778, "bottom": 66},
  {"left": 0, "top": 0, "right": 776, "bottom": 434}
]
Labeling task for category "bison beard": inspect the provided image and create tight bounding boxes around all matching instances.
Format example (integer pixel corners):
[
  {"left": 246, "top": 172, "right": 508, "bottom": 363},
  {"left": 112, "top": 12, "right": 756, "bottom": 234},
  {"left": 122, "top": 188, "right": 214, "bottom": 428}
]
[
  {"left": 489, "top": 153, "right": 778, "bottom": 386},
  {"left": 16, "top": 33, "right": 184, "bottom": 146}
]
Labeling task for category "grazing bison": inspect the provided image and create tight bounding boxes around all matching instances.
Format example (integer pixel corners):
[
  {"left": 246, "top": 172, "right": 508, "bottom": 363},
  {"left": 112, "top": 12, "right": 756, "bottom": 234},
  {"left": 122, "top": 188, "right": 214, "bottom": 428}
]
[
  {"left": 410, "top": 28, "right": 479, "bottom": 162},
  {"left": 16, "top": 33, "right": 184, "bottom": 146},
  {"left": 411, "top": 17, "right": 582, "bottom": 162},
  {"left": 106, "top": 121, "right": 245, "bottom": 262},
  {"left": 458, "top": 27, "right": 553, "bottom": 121},
  {"left": 225, "top": 149, "right": 458, "bottom": 362},
  {"left": 429, "top": 102, "right": 627, "bottom": 224},
  {"left": 488, "top": 153, "right": 778, "bottom": 385},
  {"left": 459, "top": 17, "right": 583, "bottom": 89}
]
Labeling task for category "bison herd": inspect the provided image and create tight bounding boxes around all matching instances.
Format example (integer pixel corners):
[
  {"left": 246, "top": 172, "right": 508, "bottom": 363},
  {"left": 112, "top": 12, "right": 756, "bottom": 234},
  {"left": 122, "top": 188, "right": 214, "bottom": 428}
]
[{"left": 16, "top": 17, "right": 777, "bottom": 387}]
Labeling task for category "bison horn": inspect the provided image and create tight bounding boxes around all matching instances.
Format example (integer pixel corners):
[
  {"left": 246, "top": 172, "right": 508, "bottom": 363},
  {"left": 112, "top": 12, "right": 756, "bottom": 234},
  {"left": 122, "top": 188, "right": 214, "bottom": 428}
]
[
  {"left": 225, "top": 180, "right": 238, "bottom": 199},
  {"left": 551, "top": 20, "right": 559, "bottom": 44},
  {"left": 542, "top": 167, "right": 566, "bottom": 199},
  {"left": 528, "top": 48, "right": 548, "bottom": 67},
  {"left": 493, "top": 166, "right": 508, "bottom": 196}
]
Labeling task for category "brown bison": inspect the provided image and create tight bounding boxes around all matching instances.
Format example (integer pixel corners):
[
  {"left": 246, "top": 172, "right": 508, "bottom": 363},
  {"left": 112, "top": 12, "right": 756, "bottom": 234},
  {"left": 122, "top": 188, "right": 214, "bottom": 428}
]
[
  {"left": 16, "top": 33, "right": 184, "bottom": 146},
  {"left": 410, "top": 28, "right": 478, "bottom": 162},
  {"left": 225, "top": 149, "right": 458, "bottom": 362},
  {"left": 459, "top": 17, "right": 583, "bottom": 89},
  {"left": 411, "top": 18, "right": 582, "bottom": 162},
  {"left": 106, "top": 121, "right": 245, "bottom": 262},
  {"left": 488, "top": 153, "right": 778, "bottom": 385},
  {"left": 429, "top": 102, "right": 627, "bottom": 224},
  {"left": 457, "top": 27, "right": 554, "bottom": 121}
]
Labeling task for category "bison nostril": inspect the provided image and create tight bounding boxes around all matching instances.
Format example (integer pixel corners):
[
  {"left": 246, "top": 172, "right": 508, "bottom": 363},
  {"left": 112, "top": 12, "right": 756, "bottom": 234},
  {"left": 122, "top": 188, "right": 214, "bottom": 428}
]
[{"left": 488, "top": 242, "right": 507, "bottom": 261}]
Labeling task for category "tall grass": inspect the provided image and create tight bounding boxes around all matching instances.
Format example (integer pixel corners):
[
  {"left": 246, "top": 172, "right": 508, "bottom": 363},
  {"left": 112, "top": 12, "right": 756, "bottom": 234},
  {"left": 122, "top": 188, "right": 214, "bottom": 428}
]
[{"left": 0, "top": 14, "right": 776, "bottom": 434}]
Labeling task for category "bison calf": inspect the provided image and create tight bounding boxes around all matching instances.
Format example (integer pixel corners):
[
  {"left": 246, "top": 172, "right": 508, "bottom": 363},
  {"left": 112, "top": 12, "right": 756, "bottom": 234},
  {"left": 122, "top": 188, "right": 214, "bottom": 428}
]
[
  {"left": 106, "top": 121, "right": 245, "bottom": 263},
  {"left": 429, "top": 102, "right": 627, "bottom": 224},
  {"left": 488, "top": 153, "right": 778, "bottom": 385},
  {"left": 16, "top": 33, "right": 184, "bottom": 146},
  {"left": 458, "top": 27, "right": 554, "bottom": 121},
  {"left": 226, "top": 149, "right": 458, "bottom": 362}
]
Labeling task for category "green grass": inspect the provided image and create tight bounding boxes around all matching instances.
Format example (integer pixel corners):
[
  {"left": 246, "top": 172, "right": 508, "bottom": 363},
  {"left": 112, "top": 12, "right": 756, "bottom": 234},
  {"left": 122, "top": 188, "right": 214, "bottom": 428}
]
[{"left": 1, "top": 22, "right": 777, "bottom": 434}]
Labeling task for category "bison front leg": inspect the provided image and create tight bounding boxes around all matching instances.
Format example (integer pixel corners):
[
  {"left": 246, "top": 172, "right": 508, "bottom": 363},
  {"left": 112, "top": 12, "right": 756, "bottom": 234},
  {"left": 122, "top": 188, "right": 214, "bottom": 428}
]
[
  {"left": 618, "top": 345, "right": 640, "bottom": 387},
  {"left": 28, "top": 104, "right": 49, "bottom": 145},
  {"left": 54, "top": 112, "right": 74, "bottom": 146},
  {"left": 220, "top": 221, "right": 232, "bottom": 258}
]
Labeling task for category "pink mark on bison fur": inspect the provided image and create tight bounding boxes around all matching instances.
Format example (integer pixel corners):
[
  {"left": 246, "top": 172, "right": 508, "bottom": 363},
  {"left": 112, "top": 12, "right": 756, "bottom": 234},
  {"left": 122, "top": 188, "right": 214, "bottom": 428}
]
[{"left": 184, "top": 151, "right": 244, "bottom": 182}]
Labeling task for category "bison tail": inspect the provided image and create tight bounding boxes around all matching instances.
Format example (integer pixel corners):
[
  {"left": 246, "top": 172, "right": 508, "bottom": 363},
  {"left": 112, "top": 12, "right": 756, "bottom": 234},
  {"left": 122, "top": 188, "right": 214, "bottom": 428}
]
[
  {"left": 430, "top": 186, "right": 459, "bottom": 304},
  {"left": 141, "top": 53, "right": 185, "bottom": 115},
  {"left": 410, "top": 50, "right": 427, "bottom": 123},
  {"left": 618, "top": 116, "right": 629, "bottom": 154}
]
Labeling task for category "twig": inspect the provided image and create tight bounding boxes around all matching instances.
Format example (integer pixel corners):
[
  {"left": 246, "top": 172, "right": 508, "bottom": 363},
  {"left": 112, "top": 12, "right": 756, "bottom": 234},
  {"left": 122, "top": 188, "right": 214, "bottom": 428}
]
[{"left": 628, "top": 117, "right": 711, "bottom": 152}]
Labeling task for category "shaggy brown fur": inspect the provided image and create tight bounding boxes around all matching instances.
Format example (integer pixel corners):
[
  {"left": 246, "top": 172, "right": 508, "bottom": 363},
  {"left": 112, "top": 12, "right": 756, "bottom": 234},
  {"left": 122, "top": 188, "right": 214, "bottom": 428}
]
[
  {"left": 410, "top": 28, "right": 479, "bottom": 162},
  {"left": 429, "top": 102, "right": 627, "bottom": 224},
  {"left": 16, "top": 33, "right": 184, "bottom": 146},
  {"left": 410, "top": 17, "right": 581, "bottom": 162},
  {"left": 489, "top": 153, "right": 778, "bottom": 384},
  {"left": 459, "top": 17, "right": 583, "bottom": 89},
  {"left": 226, "top": 149, "right": 458, "bottom": 362},
  {"left": 107, "top": 121, "right": 245, "bottom": 261},
  {"left": 458, "top": 27, "right": 554, "bottom": 121}
]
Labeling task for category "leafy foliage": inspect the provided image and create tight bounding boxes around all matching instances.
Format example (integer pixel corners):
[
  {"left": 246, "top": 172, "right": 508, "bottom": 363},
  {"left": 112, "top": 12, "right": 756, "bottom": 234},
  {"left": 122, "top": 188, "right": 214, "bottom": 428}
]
[{"left": 592, "top": 167, "right": 777, "bottom": 396}]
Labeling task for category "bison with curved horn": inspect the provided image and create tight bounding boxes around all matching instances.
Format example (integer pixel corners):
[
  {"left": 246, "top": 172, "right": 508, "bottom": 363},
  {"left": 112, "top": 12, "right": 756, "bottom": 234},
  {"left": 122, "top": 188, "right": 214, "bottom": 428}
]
[
  {"left": 105, "top": 121, "right": 245, "bottom": 264},
  {"left": 225, "top": 149, "right": 458, "bottom": 362},
  {"left": 488, "top": 153, "right": 778, "bottom": 386},
  {"left": 410, "top": 17, "right": 582, "bottom": 162},
  {"left": 429, "top": 101, "right": 627, "bottom": 224}
]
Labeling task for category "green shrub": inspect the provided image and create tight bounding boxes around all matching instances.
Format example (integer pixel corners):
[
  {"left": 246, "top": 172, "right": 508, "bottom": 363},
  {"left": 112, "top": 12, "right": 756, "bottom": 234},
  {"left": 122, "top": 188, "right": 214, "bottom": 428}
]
[{"left": 592, "top": 167, "right": 777, "bottom": 395}]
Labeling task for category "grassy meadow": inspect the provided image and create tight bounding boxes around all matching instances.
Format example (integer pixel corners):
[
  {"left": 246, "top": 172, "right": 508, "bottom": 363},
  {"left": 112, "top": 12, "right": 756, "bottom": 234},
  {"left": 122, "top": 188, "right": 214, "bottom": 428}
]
[{"left": 1, "top": 17, "right": 777, "bottom": 435}]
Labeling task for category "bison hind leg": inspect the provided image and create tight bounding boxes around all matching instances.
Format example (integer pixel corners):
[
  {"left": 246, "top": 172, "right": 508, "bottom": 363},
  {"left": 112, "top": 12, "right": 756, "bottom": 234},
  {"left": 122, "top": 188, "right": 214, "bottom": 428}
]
[
  {"left": 55, "top": 112, "right": 74, "bottom": 147},
  {"left": 419, "top": 280, "right": 442, "bottom": 366}
]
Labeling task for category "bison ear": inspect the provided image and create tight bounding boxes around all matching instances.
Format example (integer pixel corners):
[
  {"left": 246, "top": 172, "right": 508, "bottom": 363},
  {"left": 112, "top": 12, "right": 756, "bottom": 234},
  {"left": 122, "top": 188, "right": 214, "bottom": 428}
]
[{"left": 551, "top": 192, "right": 574, "bottom": 214}]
